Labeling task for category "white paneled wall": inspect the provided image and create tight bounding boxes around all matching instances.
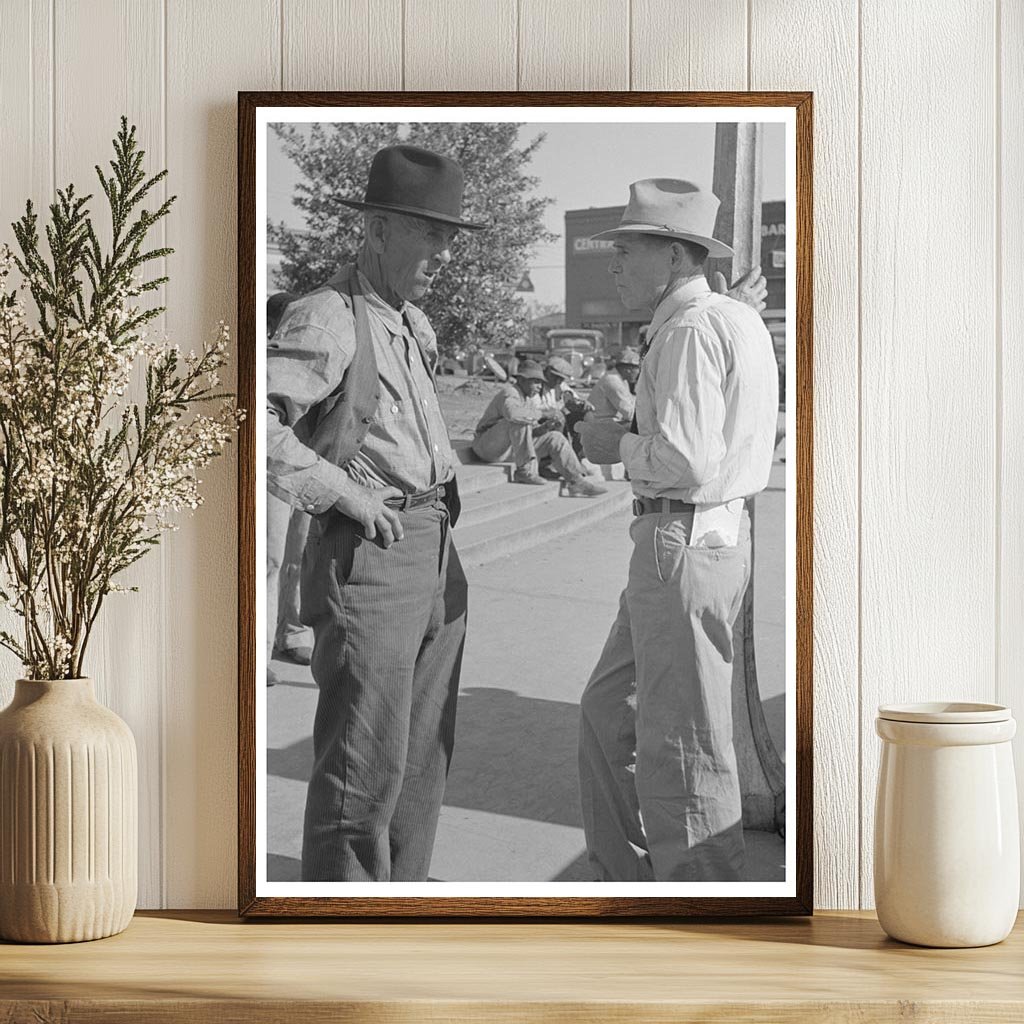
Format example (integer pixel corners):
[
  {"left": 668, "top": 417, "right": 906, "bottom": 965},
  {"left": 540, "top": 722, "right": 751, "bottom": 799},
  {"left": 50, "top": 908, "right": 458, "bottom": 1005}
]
[{"left": 0, "top": 0, "right": 1017, "bottom": 910}]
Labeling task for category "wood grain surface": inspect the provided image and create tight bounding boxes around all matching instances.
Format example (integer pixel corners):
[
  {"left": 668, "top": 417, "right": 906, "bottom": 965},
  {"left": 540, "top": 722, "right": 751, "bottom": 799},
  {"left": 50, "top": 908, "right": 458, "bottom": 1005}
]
[
  {"left": 750, "top": 0, "right": 859, "bottom": 911},
  {"left": 518, "top": 0, "right": 629, "bottom": 90},
  {"left": 631, "top": 0, "right": 747, "bottom": 92},
  {"left": 0, "top": 0, "right": 1018, "bottom": 914},
  {"left": 164, "top": 0, "right": 280, "bottom": 909},
  {"left": 404, "top": 0, "right": 517, "bottom": 90},
  {"left": 858, "top": 0, "right": 998, "bottom": 909},
  {"left": 1000, "top": 0, "right": 1024, "bottom": 905},
  {"left": 1, "top": 911, "right": 1023, "bottom": 1022}
]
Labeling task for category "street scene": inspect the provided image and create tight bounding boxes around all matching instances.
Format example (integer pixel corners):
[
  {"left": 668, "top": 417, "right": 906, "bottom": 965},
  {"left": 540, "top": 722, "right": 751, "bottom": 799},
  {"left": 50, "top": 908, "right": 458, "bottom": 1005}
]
[{"left": 264, "top": 118, "right": 790, "bottom": 885}]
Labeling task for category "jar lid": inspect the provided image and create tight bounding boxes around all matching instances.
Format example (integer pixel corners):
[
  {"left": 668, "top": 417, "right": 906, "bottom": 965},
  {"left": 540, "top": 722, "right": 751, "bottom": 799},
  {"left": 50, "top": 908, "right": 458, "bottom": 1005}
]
[{"left": 877, "top": 701, "right": 1011, "bottom": 724}]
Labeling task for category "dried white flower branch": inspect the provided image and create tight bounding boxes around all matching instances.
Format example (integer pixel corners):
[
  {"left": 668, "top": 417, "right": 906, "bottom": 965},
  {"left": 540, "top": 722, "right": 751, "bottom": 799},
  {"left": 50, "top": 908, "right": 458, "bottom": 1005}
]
[{"left": 0, "top": 118, "right": 242, "bottom": 679}]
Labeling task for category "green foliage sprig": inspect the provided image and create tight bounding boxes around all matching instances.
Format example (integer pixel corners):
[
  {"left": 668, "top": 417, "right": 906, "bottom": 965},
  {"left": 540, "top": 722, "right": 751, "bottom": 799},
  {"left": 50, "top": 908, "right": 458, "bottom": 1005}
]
[{"left": 0, "top": 118, "right": 241, "bottom": 679}]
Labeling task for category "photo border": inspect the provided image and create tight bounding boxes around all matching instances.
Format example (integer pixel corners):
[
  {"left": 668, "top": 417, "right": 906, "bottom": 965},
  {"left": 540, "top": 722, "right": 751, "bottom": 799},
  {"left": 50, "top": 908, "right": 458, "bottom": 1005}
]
[{"left": 237, "top": 90, "right": 813, "bottom": 918}]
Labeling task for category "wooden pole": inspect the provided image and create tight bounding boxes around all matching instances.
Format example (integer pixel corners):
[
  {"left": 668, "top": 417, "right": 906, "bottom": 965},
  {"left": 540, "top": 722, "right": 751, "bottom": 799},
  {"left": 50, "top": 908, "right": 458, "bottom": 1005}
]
[{"left": 712, "top": 122, "right": 785, "bottom": 834}]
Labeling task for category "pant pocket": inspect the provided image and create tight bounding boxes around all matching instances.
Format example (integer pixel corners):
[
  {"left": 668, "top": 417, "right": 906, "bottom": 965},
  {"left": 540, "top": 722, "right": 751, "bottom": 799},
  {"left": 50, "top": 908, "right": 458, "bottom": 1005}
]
[{"left": 653, "top": 516, "right": 693, "bottom": 583}]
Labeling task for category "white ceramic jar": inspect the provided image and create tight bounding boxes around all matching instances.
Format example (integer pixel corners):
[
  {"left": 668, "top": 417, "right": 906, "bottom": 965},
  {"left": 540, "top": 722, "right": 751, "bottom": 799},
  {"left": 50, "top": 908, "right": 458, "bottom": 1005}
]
[{"left": 874, "top": 702, "right": 1019, "bottom": 947}]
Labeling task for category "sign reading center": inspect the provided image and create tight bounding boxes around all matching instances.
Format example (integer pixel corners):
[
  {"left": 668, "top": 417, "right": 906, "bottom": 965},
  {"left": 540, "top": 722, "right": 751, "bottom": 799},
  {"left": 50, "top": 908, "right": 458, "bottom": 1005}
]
[{"left": 573, "top": 237, "right": 616, "bottom": 255}]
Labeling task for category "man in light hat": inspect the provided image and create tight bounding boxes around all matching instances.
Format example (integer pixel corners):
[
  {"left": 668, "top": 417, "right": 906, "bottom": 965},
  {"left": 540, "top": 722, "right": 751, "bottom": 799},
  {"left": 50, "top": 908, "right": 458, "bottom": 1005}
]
[
  {"left": 471, "top": 360, "right": 606, "bottom": 496},
  {"left": 575, "top": 178, "right": 779, "bottom": 882},
  {"left": 267, "top": 145, "right": 485, "bottom": 882},
  {"left": 587, "top": 347, "right": 641, "bottom": 424},
  {"left": 540, "top": 355, "right": 591, "bottom": 464}
]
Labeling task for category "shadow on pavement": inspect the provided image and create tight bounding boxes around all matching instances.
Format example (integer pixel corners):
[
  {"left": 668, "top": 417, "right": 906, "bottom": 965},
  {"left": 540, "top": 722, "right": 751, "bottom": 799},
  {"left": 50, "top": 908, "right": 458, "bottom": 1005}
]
[
  {"left": 268, "top": 853, "right": 301, "bottom": 882},
  {"left": 268, "top": 736, "right": 313, "bottom": 783},
  {"left": 443, "top": 687, "right": 584, "bottom": 829},
  {"left": 269, "top": 687, "right": 787, "bottom": 833}
]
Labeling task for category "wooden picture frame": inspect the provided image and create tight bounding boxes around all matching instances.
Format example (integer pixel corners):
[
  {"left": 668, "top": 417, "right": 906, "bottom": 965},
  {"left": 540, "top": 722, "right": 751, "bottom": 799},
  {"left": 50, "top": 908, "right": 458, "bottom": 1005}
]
[{"left": 238, "top": 91, "right": 813, "bottom": 917}]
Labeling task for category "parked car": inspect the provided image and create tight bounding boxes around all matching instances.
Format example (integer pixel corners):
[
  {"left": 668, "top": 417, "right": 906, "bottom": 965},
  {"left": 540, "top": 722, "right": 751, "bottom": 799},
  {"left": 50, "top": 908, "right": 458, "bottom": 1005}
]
[
  {"left": 512, "top": 328, "right": 606, "bottom": 382},
  {"left": 544, "top": 328, "right": 605, "bottom": 381}
]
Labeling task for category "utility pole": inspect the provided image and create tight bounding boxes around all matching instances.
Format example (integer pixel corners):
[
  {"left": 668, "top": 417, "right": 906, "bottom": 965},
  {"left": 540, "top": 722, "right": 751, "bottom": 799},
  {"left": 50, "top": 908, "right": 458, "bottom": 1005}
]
[{"left": 712, "top": 122, "right": 785, "bottom": 835}]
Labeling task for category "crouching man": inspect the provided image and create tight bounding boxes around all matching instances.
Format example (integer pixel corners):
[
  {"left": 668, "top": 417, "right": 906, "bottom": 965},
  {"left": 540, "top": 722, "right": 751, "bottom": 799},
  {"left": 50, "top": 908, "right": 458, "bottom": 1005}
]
[{"left": 472, "top": 360, "right": 606, "bottom": 496}]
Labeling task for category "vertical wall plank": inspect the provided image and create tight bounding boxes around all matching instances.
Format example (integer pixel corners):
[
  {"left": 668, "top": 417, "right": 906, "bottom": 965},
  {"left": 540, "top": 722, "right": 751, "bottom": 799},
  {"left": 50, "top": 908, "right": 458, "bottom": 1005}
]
[
  {"left": 0, "top": 3, "right": 53, "bottom": 701},
  {"left": 404, "top": 0, "right": 516, "bottom": 89},
  {"left": 751, "top": 0, "right": 860, "bottom": 910},
  {"left": 860, "top": 0, "right": 997, "bottom": 908},
  {"left": 49, "top": 0, "right": 166, "bottom": 909},
  {"left": 631, "top": 0, "right": 746, "bottom": 90},
  {"left": 1000, "top": 0, "right": 1024, "bottom": 904},
  {"left": 519, "top": 0, "right": 628, "bottom": 89},
  {"left": 0, "top": 0, "right": 52, "bottom": 226},
  {"left": 164, "top": 0, "right": 280, "bottom": 908},
  {"left": 283, "top": 0, "right": 402, "bottom": 90}
]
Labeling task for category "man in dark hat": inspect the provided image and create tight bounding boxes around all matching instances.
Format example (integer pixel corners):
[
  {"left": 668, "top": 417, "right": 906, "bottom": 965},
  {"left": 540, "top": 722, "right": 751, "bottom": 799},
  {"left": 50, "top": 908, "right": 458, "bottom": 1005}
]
[
  {"left": 575, "top": 179, "right": 779, "bottom": 884},
  {"left": 267, "top": 145, "right": 485, "bottom": 882},
  {"left": 472, "top": 360, "right": 606, "bottom": 496}
]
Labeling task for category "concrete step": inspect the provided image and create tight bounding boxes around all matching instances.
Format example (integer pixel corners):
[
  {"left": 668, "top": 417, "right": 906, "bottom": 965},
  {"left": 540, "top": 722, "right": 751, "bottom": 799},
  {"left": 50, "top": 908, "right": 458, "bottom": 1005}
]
[
  {"left": 458, "top": 478, "right": 561, "bottom": 531},
  {"left": 454, "top": 480, "right": 633, "bottom": 568},
  {"left": 455, "top": 459, "right": 510, "bottom": 497}
]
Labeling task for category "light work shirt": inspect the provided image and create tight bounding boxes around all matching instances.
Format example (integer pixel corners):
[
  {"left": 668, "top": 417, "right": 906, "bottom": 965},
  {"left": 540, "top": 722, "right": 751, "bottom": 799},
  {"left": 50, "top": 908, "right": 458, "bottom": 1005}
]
[
  {"left": 530, "top": 380, "right": 578, "bottom": 415},
  {"left": 588, "top": 370, "right": 635, "bottom": 423},
  {"left": 474, "top": 383, "right": 542, "bottom": 435},
  {"left": 619, "top": 276, "right": 779, "bottom": 504},
  {"left": 267, "top": 268, "right": 454, "bottom": 513}
]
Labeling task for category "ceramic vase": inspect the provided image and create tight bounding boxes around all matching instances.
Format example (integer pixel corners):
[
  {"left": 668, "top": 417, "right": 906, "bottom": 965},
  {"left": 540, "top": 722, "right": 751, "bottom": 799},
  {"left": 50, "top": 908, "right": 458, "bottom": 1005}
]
[
  {"left": 874, "top": 702, "right": 1019, "bottom": 948},
  {"left": 0, "top": 678, "right": 137, "bottom": 943}
]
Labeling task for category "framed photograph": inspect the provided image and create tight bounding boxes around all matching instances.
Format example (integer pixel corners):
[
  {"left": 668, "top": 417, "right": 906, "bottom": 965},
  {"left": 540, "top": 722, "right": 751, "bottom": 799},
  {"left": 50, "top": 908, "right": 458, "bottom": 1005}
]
[{"left": 238, "top": 91, "right": 812, "bottom": 917}]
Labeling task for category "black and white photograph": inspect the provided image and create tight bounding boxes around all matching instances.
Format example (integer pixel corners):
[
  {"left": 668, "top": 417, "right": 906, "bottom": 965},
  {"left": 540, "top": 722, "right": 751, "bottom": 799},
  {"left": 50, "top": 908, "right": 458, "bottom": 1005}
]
[{"left": 240, "top": 95, "right": 810, "bottom": 915}]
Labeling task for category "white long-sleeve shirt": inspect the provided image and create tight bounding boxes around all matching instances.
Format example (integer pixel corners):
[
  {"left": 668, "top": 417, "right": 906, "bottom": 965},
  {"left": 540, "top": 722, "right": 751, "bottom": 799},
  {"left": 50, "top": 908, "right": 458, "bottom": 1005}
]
[{"left": 619, "top": 276, "right": 779, "bottom": 504}]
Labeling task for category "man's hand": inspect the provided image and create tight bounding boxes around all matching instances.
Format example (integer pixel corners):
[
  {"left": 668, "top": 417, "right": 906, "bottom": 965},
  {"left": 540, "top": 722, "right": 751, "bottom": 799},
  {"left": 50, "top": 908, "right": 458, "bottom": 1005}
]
[
  {"left": 536, "top": 411, "right": 566, "bottom": 434},
  {"left": 574, "top": 419, "right": 630, "bottom": 465},
  {"left": 333, "top": 483, "right": 405, "bottom": 548},
  {"left": 711, "top": 264, "right": 767, "bottom": 313}
]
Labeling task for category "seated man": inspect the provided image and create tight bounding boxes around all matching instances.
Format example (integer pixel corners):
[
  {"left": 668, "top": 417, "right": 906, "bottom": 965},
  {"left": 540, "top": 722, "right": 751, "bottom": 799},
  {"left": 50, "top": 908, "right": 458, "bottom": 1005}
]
[
  {"left": 472, "top": 360, "right": 606, "bottom": 497},
  {"left": 538, "top": 356, "right": 592, "bottom": 465},
  {"left": 587, "top": 347, "right": 640, "bottom": 423}
]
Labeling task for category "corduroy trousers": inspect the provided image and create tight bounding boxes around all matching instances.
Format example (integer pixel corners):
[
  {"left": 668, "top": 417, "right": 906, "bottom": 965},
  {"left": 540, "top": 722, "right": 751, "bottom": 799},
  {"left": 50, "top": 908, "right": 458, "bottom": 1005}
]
[
  {"left": 299, "top": 503, "right": 467, "bottom": 882},
  {"left": 578, "top": 509, "right": 751, "bottom": 882}
]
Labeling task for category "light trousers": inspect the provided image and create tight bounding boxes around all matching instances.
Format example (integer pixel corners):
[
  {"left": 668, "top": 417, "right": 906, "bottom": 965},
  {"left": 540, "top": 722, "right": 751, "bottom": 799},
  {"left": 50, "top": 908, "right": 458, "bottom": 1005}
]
[
  {"left": 471, "top": 420, "right": 584, "bottom": 479},
  {"left": 578, "top": 510, "right": 751, "bottom": 881},
  {"left": 267, "top": 493, "right": 314, "bottom": 659},
  {"left": 300, "top": 505, "right": 467, "bottom": 882}
]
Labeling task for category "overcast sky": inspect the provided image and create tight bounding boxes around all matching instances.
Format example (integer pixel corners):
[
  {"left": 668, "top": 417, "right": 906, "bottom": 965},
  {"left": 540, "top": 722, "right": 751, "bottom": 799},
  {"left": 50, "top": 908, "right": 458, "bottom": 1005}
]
[{"left": 267, "top": 121, "right": 787, "bottom": 308}]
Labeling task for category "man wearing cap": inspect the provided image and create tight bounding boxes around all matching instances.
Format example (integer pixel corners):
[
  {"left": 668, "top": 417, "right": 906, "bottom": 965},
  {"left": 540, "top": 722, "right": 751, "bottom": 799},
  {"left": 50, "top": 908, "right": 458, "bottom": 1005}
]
[
  {"left": 587, "top": 348, "right": 640, "bottom": 424},
  {"left": 575, "top": 178, "right": 779, "bottom": 882},
  {"left": 540, "top": 356, "right": 591, "bottom": 464},
  {"left": 471, "top": 360, "right": 606, "bottom": 496},
  {"left": 267, "top": 145, "right": 484, "bottom": 882}
]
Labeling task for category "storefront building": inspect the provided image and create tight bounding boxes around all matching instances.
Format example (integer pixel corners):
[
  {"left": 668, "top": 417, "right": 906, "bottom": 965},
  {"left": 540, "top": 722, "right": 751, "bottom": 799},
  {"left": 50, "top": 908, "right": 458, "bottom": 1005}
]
[{"left": 564, "top": 200, "right": 786, "bottom": 353}]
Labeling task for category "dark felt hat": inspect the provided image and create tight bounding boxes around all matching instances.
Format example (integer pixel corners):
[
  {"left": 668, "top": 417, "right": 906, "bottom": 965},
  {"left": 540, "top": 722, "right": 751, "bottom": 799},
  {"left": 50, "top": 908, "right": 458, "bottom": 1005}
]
[{"left": 340, "top": 145, "right": 487, "bottom": 230}]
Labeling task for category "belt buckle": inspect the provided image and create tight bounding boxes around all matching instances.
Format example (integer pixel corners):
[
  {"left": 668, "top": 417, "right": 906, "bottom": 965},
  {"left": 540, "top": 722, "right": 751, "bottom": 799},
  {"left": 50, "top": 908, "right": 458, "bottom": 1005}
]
[{"left": 631, "top": 497, "right": 644, "bottom": 517}]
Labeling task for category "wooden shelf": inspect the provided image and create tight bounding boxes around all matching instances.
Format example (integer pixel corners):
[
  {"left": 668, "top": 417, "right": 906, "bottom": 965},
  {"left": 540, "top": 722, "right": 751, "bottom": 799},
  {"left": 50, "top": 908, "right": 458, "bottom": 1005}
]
[{"left": 2, "top": 910, "right": 1022, "bottom": 1022}]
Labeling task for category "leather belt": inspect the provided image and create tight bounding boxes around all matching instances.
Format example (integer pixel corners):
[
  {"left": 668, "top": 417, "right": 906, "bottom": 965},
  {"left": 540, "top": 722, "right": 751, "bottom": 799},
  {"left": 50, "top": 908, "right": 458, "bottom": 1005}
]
[
  {"left": 383, "top": 483, "right": 448, "bottom": 511},
  {"left": 632, "top": 496, "right": 696, "bottom": 517}
]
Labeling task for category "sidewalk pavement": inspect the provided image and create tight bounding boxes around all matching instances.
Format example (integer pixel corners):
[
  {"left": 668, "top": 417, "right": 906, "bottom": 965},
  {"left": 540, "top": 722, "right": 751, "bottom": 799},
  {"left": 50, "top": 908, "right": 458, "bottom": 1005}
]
[{"left": 266, "top": 451, "right": 787, "bottom": 883}]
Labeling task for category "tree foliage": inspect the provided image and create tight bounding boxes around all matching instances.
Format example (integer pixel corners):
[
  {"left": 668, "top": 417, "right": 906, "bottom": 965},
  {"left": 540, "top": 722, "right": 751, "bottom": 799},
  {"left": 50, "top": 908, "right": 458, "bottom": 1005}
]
[{"left": 269, "top": 122, "right": 556, "bottom": 356}]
